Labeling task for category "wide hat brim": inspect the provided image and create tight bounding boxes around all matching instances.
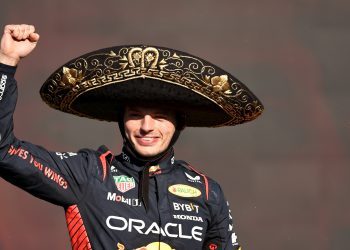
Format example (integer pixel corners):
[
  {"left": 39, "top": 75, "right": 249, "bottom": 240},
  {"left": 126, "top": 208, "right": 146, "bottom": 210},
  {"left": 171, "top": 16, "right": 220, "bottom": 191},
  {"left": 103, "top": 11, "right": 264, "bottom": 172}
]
[{"left": 40, "top": 45, "right": 264, "bottom": 127}]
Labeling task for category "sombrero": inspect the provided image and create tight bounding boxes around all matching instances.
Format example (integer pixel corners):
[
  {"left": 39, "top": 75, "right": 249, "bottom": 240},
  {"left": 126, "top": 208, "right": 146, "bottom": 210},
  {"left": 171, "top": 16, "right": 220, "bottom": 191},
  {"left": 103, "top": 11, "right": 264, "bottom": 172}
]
[{"left": 40, "top": 45, "right": 263, "bottom": 127}]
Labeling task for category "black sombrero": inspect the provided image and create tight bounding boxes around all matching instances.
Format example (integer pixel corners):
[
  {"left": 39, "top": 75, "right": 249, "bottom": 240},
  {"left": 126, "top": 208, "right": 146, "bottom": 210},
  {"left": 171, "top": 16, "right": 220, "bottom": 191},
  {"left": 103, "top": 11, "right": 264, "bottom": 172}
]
[{"left": 40, "top": 45, "right": 264, "bottom": 127}]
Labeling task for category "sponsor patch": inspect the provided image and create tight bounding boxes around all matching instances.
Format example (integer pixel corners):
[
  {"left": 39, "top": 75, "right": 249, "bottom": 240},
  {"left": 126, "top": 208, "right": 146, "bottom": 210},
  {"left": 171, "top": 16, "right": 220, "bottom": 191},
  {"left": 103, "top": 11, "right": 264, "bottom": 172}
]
[
  {"left": 185, "top": 172, "right": 201, "bottom": 183},
  {"left": 149, "top": 165, "right": 161, "bottom": 175},
  {"left": 110, "top": 165, "right": 118, "bottom": 173},
  {"left": 173, "top": 202, "right": 199, "bottom": 213},
  {"left": 0, "top": 74, "right": 7, "bottom": 101},
  {"left": 136, "top": 242, "right": 173, "bottom": 250},
  {"left": 114, "top": 175, "right": 136, "bottom": 193},
  {"left": 107, "top": 192, "right": 141, "bottom": 207},
  {"left": 209, "top": 243, "right": 218, "bottom": 250},
  {"left": 168, "top": 184, "right": 201, "bottom": 198},
  {"left": 106, "top": 216, "right": 203, "bottom": 241},
  {"left": 8, "top": 145, "right": 68, "bottom": 189},
  {"left": 56, "top": 152, "right": 77, "bottom": 160},
  {"left": 117, "top": 242, "right": 125, "bottom": 250},
  {"left": 227, "top": 201, "right": 240, "bottom": 247},
  {"left": 122, "top": 152, "right": 130, "bottom": 162},
  {"left": 232, "top": 233, "right": 238, "bottom": 246},
  {"left": 173, "top": 214, "right": 203, "bottom": 222}
]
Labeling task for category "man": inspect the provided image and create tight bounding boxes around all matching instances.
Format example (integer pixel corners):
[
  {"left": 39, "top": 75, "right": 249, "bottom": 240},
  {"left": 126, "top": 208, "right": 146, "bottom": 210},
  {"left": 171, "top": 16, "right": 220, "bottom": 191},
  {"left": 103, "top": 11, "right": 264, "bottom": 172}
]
[{"left": 0, "top": 24, "right": 263, "bottom": 249}]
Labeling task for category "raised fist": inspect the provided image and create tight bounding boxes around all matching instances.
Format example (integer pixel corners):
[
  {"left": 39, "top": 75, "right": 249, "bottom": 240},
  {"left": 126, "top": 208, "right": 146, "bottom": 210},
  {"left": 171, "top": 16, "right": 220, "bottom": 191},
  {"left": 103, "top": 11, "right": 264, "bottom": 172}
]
[{"left": 0, "top": 24, "right": 40, "bottom": 66}]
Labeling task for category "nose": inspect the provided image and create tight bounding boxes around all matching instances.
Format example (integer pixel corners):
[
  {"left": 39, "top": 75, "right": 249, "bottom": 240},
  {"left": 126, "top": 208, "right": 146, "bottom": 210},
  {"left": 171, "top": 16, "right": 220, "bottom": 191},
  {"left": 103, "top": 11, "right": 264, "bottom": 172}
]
[{"left": 140, "top": 115, "right": 155, "bottom": 132}]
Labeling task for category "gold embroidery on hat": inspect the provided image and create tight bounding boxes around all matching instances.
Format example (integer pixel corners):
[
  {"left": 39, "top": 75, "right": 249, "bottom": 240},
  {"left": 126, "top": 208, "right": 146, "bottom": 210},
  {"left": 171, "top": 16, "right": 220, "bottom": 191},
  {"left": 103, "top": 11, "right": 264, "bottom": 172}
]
[
  {"left": 109, "top": 51, "right": 117, "bottom": 57},
  {"left": 210, "top": 75, "right": 232, "bottom": 94},
  {"left": 141, "top": 47, "right": 159, "bottom": 68},
  {"left": 61, "top": 67, "right": 83, "bottom": 86},
  {"left": 126, "top": 47, "right": 159, "bottom": 69},
  {"left": 128, "top": 48, "right": 142, "bottom": 67}
]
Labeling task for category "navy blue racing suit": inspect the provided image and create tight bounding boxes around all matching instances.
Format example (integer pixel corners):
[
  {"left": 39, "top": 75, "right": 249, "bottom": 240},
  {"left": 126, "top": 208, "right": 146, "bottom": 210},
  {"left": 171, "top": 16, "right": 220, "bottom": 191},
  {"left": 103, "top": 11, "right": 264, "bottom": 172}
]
[{"left": 0, "top": 63, "right": 242, "bottom": 250}]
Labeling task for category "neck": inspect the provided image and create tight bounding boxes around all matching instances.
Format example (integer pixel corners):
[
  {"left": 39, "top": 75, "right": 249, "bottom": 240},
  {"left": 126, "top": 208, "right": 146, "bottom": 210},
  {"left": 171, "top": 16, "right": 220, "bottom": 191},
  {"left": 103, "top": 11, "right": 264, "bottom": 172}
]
[{"left": 122, "top": 140, "right": 174, "bottom": 166}]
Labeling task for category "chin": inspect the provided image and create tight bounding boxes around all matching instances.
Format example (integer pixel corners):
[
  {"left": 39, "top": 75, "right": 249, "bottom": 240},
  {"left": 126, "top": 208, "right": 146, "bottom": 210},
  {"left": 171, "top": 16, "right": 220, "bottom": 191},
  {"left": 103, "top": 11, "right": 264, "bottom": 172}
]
[
  {"left": 137, "top": 151, "right": 159, "bottom": 158},
  {"left": 135, "top": 147, "right": 162, "bottom": 158}
]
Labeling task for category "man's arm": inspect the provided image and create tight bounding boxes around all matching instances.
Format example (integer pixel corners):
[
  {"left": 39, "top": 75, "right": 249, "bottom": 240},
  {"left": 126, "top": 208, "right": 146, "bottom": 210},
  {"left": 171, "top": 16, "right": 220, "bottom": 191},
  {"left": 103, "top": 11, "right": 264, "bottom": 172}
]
[
  {"left": 0, "top": 24, "right": 39, "bottom": 151},
  {"left": 204, "top": 181, "right": 242, "bottom": 250},
  {"left": 0, "top": 24, "right": 97, "bottom": 207}
]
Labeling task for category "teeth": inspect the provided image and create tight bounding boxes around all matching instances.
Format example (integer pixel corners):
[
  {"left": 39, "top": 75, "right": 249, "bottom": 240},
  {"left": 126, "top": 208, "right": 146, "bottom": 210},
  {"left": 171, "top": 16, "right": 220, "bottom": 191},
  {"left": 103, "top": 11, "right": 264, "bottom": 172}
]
[{"left": 139, "top": 137, "right": 155, "bottom": 141}]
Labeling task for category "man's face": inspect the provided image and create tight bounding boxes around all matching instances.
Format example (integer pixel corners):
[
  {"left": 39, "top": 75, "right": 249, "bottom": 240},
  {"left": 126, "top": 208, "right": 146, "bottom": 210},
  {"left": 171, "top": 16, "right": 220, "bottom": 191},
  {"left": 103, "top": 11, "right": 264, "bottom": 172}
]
[{"left": 123, "top": 105, "right": 177, "bottom": 158}]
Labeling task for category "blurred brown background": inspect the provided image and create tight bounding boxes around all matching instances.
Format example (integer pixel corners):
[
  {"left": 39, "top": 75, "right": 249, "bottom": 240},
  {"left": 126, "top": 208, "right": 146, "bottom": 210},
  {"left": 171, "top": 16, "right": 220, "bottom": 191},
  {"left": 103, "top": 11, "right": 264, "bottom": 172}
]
[{"left": 0, "top": 0, "right": 349, "bottom": 249}]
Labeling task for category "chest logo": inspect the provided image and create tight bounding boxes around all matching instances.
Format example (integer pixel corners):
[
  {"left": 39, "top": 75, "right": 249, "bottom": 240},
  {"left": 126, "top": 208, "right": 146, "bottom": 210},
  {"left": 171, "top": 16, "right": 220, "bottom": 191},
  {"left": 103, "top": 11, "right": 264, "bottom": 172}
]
[
  {"left": 185, "top": 172, "right": 201, "bottom": 183},
  {"left": 168, "top": 184, "right": 201, "bottom": 198},
  {"left": 136, "top": 242, "right": 173, "bottom": 250},
  {"left": 114, "top": 175, "right": 136, "bottom": 193}
]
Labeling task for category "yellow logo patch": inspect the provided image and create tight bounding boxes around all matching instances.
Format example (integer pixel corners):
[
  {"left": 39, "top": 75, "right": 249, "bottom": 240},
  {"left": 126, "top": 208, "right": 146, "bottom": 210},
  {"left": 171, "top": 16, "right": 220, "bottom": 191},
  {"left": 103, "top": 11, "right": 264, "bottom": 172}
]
[
  {"left": 168, "top": 184, "right": 201, "bottom": 198},
  {"left": 137, "top": 242, "right": 173, "bottom": 250}
]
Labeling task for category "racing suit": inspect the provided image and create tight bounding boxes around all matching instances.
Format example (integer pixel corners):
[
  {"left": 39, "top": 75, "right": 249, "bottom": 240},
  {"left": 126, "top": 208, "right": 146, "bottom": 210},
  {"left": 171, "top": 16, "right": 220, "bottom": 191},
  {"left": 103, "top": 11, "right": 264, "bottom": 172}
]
[{"left": 0, "top": 63, "right": 241, "bottom": 250}]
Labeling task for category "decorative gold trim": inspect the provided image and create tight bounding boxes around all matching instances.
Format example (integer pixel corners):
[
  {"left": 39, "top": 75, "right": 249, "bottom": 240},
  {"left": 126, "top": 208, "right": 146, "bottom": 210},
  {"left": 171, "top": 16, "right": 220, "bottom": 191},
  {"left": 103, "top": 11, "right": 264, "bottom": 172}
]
[
  {"left": 62, "top": 67, "right": 83, "bottom": 86},
  {"left": 41, "top": 45, "right": 263, "bottom": 126}
]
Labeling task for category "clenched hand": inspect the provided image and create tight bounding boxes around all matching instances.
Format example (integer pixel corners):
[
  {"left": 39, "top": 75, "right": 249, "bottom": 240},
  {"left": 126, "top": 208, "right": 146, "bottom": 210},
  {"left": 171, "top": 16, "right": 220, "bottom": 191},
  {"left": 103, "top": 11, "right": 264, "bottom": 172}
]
[{"left": 0, "top": 24, "right": 40, "bottom": 66}]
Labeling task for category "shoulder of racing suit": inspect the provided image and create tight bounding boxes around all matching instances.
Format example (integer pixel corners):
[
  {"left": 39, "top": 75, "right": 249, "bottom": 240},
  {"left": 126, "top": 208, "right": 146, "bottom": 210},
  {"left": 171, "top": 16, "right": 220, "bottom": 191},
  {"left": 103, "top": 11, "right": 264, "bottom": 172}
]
[{"left": 174, "top": 160, "right": 225, "bottom": 205}]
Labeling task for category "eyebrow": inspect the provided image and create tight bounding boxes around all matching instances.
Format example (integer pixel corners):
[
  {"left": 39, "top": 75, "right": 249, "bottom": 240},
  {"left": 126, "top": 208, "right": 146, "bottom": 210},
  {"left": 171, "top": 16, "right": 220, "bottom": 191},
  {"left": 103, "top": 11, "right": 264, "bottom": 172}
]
[{"left": 126, "top": 106, "right": 171, "bottom": 114}]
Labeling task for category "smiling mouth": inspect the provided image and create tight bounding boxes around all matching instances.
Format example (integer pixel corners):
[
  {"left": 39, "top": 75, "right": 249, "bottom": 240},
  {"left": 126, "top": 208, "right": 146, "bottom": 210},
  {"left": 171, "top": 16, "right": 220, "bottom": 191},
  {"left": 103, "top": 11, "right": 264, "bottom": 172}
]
[{"left": 135, "top": 136, "right": 160, "bottom": 146}]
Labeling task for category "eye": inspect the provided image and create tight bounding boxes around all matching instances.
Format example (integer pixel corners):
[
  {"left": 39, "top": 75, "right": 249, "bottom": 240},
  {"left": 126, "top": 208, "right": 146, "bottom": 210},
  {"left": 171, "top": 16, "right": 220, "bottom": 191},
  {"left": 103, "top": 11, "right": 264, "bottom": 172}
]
[
  {"left": 126, "top": 111, "right": 143, "bottom": 119},
  {"left": 153, "top": 113, "right": 175, "bottom": 122},
  {"left": 153, "top": 114, "right": 168, "bottom": 120}
]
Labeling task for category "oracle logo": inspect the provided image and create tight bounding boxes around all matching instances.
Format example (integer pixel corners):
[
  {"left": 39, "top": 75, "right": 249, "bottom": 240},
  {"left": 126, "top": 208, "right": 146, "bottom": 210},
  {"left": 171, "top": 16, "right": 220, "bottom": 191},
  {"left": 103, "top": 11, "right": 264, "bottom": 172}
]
[{"left": 106, "top": 216, "right": 203, "bottom": 242}]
